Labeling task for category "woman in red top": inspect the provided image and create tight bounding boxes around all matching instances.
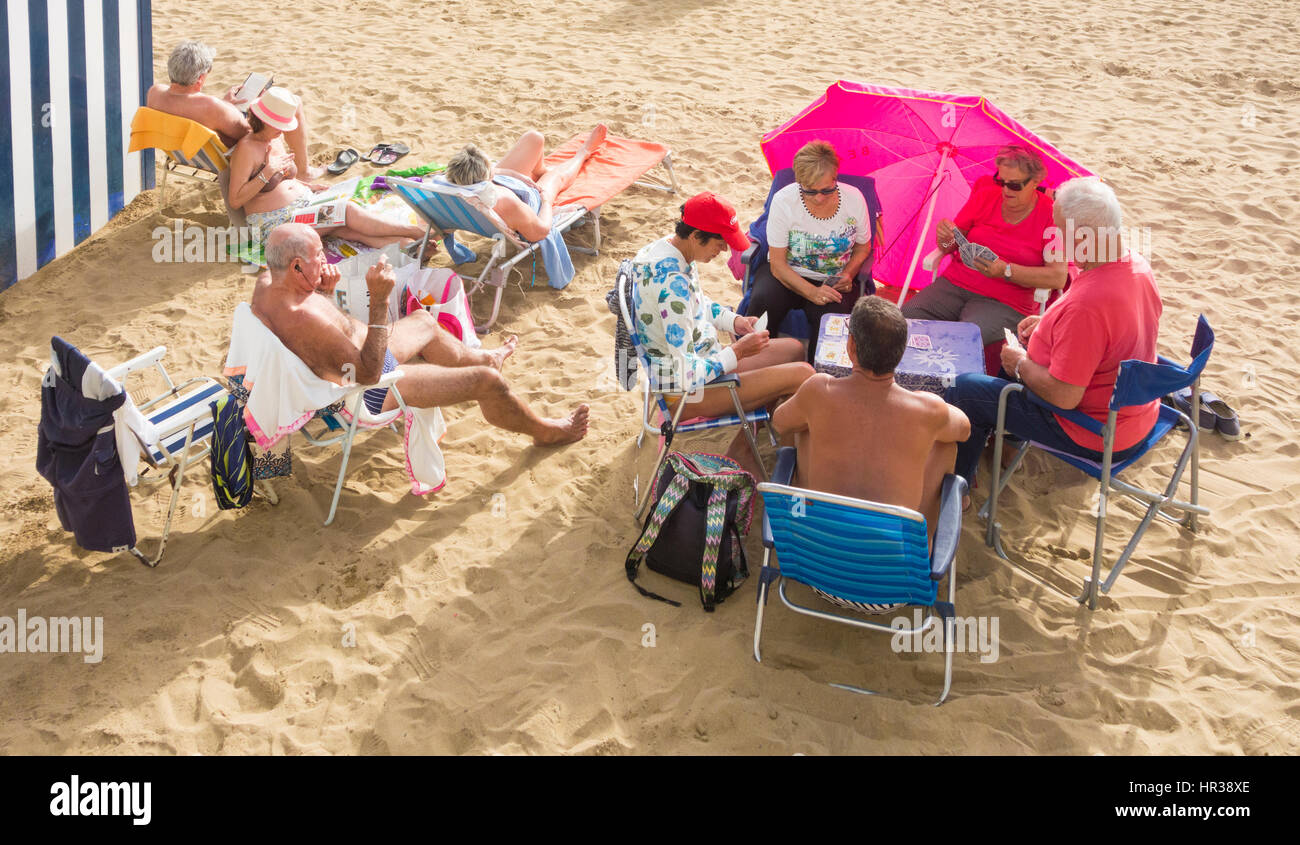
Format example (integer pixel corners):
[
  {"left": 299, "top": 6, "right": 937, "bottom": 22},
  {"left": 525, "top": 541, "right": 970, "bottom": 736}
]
[{"left": 902, "top": 145, "right": 1067, "bottom": 344}]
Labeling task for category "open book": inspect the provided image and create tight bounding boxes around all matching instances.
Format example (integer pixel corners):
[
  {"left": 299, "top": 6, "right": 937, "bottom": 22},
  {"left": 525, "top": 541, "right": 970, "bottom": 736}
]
[{"left": 235, "top": 71, "right": 274, "bottom": 112}]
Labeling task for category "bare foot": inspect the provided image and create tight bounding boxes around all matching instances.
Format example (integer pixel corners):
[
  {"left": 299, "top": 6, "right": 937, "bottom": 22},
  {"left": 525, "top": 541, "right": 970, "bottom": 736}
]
[
  {"left": 485, "top": 335, "right": 518, "bottom": 370},
  {"left": 581, "top": 124, "right": 609, "bottom": 158},
  {"left": 533, "top": 404, "right": 589, "bottom": 446}
]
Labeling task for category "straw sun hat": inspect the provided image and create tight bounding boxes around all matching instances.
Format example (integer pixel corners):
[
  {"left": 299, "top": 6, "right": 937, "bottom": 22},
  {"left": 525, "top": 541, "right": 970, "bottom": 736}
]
[{"left": 250, "top": 86, "right": 299, "bottom": 132}]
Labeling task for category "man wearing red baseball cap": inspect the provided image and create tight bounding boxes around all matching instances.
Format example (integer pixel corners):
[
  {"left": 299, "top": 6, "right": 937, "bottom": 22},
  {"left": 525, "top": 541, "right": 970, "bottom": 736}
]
[{"left": 628, "top": 192, "right": 812, "bottom": 476}]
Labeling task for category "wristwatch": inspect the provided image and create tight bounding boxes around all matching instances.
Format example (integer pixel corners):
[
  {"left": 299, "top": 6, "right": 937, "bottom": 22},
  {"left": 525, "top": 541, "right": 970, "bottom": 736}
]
[{"left": 1003, "top": 262, "right": 1013, "bottom": 280}]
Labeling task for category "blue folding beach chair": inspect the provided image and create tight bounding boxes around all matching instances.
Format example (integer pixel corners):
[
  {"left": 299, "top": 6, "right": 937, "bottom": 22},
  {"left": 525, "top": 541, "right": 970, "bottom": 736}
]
[
  {"left": 982, "top": 316, "right": 1215, "bottom": 609},
  {"left": 736, "top": 168, "right": 883, "bottom": 339},
  {"left": 387, "top": 176, "right": 595, "bottom": 331},
  {"left": 755, "top": 448, "right": 968, "bottom": 704},
  {"left": 613, "top": 260, "right": 776, "bottom": 519}
]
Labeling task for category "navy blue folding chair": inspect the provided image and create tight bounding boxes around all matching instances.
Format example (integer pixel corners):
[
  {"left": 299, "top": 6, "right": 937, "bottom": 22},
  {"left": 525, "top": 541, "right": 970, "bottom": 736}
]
[
  {"left": 755, "top": 448, "right": 968, "bottom": 704},
  {"left": 982, "top": 316, "right": 1215, "bottom": 608},
  {"left": 736, "top": 168, "right": 883, "bottom": 338}
]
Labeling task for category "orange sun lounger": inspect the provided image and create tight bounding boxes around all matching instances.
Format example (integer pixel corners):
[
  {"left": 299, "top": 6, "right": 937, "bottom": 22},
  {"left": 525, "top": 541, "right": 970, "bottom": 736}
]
[{"left": 545, "top": 132, "right": 679, "bottom": 249}]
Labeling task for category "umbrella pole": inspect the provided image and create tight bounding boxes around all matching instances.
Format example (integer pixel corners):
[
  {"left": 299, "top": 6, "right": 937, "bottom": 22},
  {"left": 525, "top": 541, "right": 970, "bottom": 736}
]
[{"left": 897, "top": 146, "right": 953, "bottom": 305}]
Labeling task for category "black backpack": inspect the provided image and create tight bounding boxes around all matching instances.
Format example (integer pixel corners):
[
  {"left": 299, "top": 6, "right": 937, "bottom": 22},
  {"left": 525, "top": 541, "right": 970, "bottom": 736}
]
[{"left": 625, "top": 452, "right": 755, "bottom": 611}]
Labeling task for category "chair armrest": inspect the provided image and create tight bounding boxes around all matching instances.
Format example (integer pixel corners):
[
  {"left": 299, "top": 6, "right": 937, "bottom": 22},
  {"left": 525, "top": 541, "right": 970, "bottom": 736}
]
[
  {"left": 930, "top": 473, "right": 967, "bottom": 580},
  {"left": 1021, "top": 388, "right": 1105, "bottom": 436},
  {"left": 340, "top": 368, "right": 405, "bottom": 397},
  {"left": 921, "top": 248, "right": 943, "bottom": 272},
  {"left": 1034, "top": 288, "right": 1049, "bottom": 303},
  {"left": 105, "top": 346, "right": 167, "bottom": 381},
  {"left": 741, "top": 243, "right": 757, "bottom": 267},
  {"left": 761, "top": 448, "right": 798, "bottom": 549},
  {"left": 703, "top": 373, "right": 740, "bottom": 388}
]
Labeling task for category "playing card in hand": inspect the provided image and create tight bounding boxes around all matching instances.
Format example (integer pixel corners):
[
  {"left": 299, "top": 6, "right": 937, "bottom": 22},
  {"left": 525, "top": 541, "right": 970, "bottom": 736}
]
[{"left": 952, "top": 229, "right": 998, "bottom": 269}]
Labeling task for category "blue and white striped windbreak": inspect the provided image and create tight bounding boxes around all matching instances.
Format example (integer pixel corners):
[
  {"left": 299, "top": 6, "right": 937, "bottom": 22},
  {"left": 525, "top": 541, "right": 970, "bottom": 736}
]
[{"left": 1, "top": 0, "right": 154, "bottom": 291}]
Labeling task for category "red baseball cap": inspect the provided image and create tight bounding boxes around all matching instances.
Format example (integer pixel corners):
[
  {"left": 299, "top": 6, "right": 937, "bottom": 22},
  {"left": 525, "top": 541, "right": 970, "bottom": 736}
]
[{"left": 682, "top": 192, "right": 750, "bottom": 252}]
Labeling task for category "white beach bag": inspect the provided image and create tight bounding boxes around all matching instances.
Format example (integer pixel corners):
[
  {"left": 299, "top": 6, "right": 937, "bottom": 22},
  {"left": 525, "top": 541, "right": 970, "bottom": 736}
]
[
  {"left": 332, "top": 243, "right": 417, "bottom": 323},
  {"left": 404, "top": 267, "right": 481, "bottom": 349}
]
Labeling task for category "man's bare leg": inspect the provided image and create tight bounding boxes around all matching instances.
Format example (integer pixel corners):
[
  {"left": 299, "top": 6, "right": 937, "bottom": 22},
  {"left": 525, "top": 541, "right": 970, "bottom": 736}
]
[
  {"left": 382, "top": 362, "right": 588, "bottom": 445},
  {"left": 388, "top": 311, "right": 516, "bottom": 369},
  {"left": 920, "top": 441, "right": 958, "bottom": 544},
  {"left": 670, "top": 361, "right": 813, "bottom": 420}
]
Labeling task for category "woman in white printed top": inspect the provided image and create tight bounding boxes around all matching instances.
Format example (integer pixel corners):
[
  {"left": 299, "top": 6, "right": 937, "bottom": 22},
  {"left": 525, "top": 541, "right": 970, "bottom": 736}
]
[
  {"left": 632, "top": 192, "right": 813, "bottom": 476},
  {"left": 744, "top": 140, "right": 876, "bottom": 363}
]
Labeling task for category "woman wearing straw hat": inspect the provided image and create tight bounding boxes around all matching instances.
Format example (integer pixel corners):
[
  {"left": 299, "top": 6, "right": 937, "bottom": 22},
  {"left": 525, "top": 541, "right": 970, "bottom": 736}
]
[{"left": 230, "top": 87, "right": 427, "bottom": 250}]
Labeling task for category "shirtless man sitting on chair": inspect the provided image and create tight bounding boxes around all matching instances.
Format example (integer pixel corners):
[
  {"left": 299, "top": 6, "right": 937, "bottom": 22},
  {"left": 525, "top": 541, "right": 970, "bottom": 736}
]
[
  {"left": 772, "top": 296, "right": 969, "bottom": 539},
  {"left": 146, "top": 40, "right": 322, "bottom": 179},
  {"left": 251, "top": 224, "right": 589, "bottom": 446}
]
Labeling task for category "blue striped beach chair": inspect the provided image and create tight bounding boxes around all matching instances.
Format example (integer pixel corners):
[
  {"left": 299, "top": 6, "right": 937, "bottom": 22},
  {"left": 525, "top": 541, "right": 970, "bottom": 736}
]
[
  {"left": 755, "top": 447, "right": 968, "bottom": 704},
  {"left": 104, "top": 346, "right": 226, "bottom": 566},
  {"left": 388, "top": 176, "right": 595, "bottom": 331},
  {"left": 982, "top": 316, "right": 1215, "bottom": 609},
  {"left": 613, "top": 261, "right": 776, "bottom": 519},
  {"left": 128, "top": 107, "right": 231, "bottom": 208}
]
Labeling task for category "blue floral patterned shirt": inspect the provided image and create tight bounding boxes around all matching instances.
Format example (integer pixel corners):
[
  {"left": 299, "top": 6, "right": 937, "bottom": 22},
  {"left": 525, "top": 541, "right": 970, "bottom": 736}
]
[{"left": 631, "top": 237, "right": 740, "bottom": 393}]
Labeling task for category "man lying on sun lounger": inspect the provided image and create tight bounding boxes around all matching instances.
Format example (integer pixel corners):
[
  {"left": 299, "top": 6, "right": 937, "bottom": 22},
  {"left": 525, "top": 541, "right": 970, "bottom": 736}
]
[
  {"left": 772, "top": 296, "right": 969, "bottom": 541},
  {"left": 251, "top": 224, "right": 589, "bottom": 446},
  {"left": 146, "top": 40, "right": 323, "bottom": 178},
  {"left": 442, "top": 125, "right": 609, "bottom": 241}
]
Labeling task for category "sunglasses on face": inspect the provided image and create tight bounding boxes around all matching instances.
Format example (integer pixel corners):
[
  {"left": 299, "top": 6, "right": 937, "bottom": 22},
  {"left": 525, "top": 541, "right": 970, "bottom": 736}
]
[
  {"left": 993, "top": 175, "right": 1035, "bottom": 192},
  {"left": 799, "top": 185, "right": 838, "bottom": 196}
]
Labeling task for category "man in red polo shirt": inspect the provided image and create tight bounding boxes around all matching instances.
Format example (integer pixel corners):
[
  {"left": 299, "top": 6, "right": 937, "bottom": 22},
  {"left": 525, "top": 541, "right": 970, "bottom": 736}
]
[{"left": 943, "top": 177, "right": 1162, "bottom": 487}]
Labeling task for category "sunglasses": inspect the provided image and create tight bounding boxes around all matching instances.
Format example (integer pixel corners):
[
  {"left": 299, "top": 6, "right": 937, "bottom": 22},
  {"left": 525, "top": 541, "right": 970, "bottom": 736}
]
[
  {"left": 799, "top": 185, "right": 838, "bottom": 196},
  {"left": 993, "top": 175, "right": 1042, "bottom": 192}
]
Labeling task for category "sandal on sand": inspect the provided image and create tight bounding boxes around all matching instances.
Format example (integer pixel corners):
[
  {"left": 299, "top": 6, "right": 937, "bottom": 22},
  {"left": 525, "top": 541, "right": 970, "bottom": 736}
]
[
  {"left": 326, "top": 148, "right": 359, "bottom": 175},
  {"left": 372, "top": 142, "right": 410, "bottom": 167}
]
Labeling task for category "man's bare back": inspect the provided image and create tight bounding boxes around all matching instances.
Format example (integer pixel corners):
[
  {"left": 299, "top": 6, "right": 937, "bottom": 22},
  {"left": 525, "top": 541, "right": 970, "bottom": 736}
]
[
  {"left": 146, "top": 84, "right": 247, "bottom": 148},
  {"left": 792, "top": 372, "right": 960, "bottom": 500}
]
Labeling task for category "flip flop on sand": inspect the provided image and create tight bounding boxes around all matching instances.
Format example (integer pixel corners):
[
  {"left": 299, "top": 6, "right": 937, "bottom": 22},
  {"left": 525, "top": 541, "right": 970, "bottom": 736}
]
[
  {"left": 326, "top": 148, "right": 360, "bottom": 175},
  {"left": 371, "top": 143, "right": 410, "bottom": 167}
]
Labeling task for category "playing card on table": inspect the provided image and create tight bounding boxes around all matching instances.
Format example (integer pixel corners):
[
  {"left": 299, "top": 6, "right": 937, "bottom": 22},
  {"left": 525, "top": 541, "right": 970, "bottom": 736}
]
[
  {"left": 907, "top": 334, "right": 933, "bottom": 350},
  {"left": 824, "top": 315, "right": 848, "bottom": 336},
  {"left": 818, "top": 339, "right": 847, "bottom": 365}
]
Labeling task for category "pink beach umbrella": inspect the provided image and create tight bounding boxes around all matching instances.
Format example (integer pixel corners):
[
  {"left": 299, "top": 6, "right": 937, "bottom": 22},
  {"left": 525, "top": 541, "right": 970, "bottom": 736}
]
[{"left": 761, "top": 81, "right": 1095, "bottom": 301}]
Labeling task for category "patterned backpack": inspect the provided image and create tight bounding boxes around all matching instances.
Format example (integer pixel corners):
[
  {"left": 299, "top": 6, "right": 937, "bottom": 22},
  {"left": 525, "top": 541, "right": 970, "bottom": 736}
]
[{"left": 625, "top": 452, "right": 756, "bottom": 611}]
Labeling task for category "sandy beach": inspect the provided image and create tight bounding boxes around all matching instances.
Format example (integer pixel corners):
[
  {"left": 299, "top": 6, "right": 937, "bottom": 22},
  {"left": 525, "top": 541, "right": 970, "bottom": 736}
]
[{"left": 1, "top": 0, "right": 1298, "bottom": 754}]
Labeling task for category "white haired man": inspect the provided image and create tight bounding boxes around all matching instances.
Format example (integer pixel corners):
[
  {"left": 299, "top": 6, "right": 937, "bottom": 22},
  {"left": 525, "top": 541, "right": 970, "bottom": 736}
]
[
  {"left": 942, "top": 177, "right": 1162, "bottom": 487},
  {"left": 251, "top": 224, "right": 589, "bottom": 446},
  {"left": 146, "top": 40, "right": 322, "bottom": 178}
]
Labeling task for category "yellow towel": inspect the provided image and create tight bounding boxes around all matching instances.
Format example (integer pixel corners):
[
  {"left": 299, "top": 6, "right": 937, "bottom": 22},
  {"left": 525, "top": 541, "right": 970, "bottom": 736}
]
[{"left": 128, "top": 107, "right": 229, "bottom": 171}]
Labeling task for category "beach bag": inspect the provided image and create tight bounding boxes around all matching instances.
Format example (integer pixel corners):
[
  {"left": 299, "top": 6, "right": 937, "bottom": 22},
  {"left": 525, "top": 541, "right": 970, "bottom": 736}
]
[
  {"left": 209, "top": 393, "right": 253, "bottom": 510},
  {"left": 403, "top": 267, "right": 479, "bottom": 346},
  {"left": 625, "top": 452, "right": 755, "bottom": 611}
]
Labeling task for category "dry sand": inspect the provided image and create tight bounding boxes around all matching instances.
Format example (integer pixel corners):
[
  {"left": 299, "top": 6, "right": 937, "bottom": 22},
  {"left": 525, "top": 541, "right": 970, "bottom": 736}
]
[{"left": 1, "top": 0, "right": 1298, "bottom": 754}]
